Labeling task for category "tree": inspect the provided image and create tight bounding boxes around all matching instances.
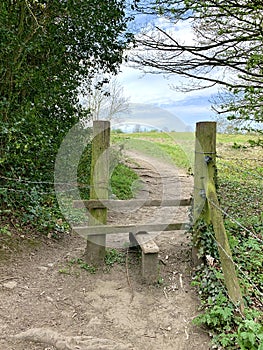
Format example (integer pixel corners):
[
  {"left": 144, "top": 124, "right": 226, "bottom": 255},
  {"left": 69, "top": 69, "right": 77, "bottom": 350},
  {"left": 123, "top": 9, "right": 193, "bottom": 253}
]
[
  {"left": 80, "top": 75, "right": 130, "bottom": 121},
  {"left": 132, "top": 0, "right": 263, "bottom": 133},
  {"left": 133, "top": 124, "right": 141, "bottom": 133},
  {"left": 0, "top": 0, "right": 133, "bottom": 224},
  {"left": 0, "top": 0, "right": 132, "bottom": 178}
]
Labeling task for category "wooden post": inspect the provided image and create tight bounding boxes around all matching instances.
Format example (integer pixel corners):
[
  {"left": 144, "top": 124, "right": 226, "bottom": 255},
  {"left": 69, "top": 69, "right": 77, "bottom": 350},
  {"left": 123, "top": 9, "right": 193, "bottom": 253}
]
[
  {"left": 193, "top": 121, "right": 244, "bottom": 310},
  {"left": 84, "top": 120, "right": 110, "bottom": 266},
  {"left": 206, "top": 180, "right": 244, "bottom": 311},
  {"left": 192, "top": 122, "right": 217, "bottom": 265}
]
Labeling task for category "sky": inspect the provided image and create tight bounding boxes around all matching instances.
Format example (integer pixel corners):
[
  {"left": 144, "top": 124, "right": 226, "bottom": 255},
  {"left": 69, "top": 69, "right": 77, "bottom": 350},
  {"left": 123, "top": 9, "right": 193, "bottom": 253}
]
[
  {"left": 117, "top": 66, "right": 218, "bottom": 130},
  {"left": 115, "top": 12, "right": 219, "bottom": 131}
]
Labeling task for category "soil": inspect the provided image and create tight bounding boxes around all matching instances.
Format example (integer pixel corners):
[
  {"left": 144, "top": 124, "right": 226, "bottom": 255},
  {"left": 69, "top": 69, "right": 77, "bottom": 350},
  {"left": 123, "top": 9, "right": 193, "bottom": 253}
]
[{"left": 0, "top": 150, "right": 211, "bottom": 350}]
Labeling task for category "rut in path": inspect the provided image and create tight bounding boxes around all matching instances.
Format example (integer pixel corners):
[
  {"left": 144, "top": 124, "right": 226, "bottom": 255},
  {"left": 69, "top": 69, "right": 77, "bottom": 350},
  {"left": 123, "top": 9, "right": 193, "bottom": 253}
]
[{"left": 0, "top": 151, "right": 211, "bottom": 350}]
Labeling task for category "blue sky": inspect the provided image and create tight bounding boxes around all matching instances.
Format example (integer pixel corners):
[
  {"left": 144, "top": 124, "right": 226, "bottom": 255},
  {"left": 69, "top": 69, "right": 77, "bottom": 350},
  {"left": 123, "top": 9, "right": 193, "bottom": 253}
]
[{"left": 116, "top": 13, "right": 219, "bottom": 130}]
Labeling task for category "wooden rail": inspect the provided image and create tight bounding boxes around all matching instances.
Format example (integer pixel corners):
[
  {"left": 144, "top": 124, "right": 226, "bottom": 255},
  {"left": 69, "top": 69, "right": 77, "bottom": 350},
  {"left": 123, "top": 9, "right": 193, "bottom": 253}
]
[
  {"left": 73, "top": 198, "right": 192, "bottom": 210},
  {"left": 74, "top": 222, "right": 189, "bottom": 237}
]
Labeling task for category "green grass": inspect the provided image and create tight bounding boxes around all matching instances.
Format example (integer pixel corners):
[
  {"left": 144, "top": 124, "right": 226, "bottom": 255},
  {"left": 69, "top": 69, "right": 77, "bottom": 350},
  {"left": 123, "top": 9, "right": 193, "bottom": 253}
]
[
  {"left": 217, "top": 133, "right": 260, "bottom": 144},
  {"left": 112, "top": 132, "right": 194, "bottom": 171},
  {"left": 110, "top": 163, "right": 141, "bottom": 200}
]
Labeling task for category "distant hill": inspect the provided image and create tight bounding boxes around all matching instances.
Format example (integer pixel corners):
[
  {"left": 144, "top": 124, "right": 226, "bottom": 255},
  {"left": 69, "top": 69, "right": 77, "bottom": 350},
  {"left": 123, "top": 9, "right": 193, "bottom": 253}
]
[{"left": 113, "top": 103, "right": 193, "bottom": 132}]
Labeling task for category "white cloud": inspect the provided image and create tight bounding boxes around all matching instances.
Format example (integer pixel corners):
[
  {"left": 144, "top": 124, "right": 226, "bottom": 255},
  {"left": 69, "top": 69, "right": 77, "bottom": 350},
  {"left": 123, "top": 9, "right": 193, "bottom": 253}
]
[
  {"left": 154, "top": 17, "right": 195, "bottom": 45},
  {"left": 113, "top": 103, "right": 190, "bottom": 131},
  {"left": 118, "top": 65, "right": 217, "bottom": 104},
  {"left": 117, "top": 18, "right": 220, "bottom": 126}
]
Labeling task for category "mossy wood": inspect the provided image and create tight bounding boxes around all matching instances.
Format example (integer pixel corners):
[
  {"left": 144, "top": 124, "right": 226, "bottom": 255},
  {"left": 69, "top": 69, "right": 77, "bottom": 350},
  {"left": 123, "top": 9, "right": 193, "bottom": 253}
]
[
  {"left": 193, "top": 122, "right": 217, "bottom": 264},
  {"left": 193, "top": 122, "right": 244, "bottom": 311},
  {"left": 85, "top": 120, "right": 110, "bottom": 265}
]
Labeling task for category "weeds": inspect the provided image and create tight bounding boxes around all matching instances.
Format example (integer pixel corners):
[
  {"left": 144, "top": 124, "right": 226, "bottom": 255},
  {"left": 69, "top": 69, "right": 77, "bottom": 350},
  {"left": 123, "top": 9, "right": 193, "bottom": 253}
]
[
  {"left": 104, "top": 248, "right": 125, "bottom": 266},
  {"left": 69, "top": 258, "right": 97, "bottom": 274}
]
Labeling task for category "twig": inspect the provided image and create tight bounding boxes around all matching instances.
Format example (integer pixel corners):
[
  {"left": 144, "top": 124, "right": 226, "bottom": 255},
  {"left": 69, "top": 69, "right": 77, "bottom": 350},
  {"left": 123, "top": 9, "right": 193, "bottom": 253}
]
[
  {"left": 185, "top": 328, "right": 189, "bottom": 340},
  {"left": 179, "top": 274, "right": 184, "bottom": 290},
  {"left": 125, "top": 248, "right": 134, "bottom": 303},
  {"left": 163, "top": 287, "right": 169, "bottom": 300},
  {"left": 0, "top": 276, "right": 19, "bottom": 284},
  {"left": 25, "top": 0, "right": 41, "bottom": 29}
]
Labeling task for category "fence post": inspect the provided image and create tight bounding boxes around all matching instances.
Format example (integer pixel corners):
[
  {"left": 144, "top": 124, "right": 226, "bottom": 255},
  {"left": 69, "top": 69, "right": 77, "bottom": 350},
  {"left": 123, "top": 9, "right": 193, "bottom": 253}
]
[
  {"left": 206, "top": 179, "right": 244, "bottom": 311},
  {"left": 192, "top": 121, "right": 217, "bottom": 264},
  {"left": 84, "top": 120, "right": 110, "bottom": 266},
  {"left": 193, "top": 121, "right": 244, "bottom": 311}
]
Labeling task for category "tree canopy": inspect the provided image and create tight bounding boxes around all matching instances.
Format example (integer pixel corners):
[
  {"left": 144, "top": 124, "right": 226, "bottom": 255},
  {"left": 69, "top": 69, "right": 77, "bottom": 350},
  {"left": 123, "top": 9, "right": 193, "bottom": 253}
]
[{"left": 132, "top": 0, "right": 263, "bottom": 133}]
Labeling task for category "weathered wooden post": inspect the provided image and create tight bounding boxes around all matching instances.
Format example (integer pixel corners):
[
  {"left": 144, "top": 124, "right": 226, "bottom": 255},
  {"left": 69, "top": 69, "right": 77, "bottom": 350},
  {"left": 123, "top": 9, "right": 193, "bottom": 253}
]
[
  {"left": 206, "top": 179, "right": 244, "bottom": 311},
  {"left": 84, "top": 120, "right": 110, "bottom": 265},
  {"left": 192, "top": 121, "right": 217, "bottom": 264},
  {"left": 193, "top": 121, "right": 244, "bottom": 311}
]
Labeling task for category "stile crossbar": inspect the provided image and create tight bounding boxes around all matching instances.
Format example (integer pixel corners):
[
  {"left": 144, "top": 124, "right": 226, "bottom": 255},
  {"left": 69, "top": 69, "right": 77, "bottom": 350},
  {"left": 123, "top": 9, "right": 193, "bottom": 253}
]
[
  {"left": 73, "top": 222, "right": 189, "bottom": 236},
  {"left": 73, "top": 198, "right": 191, "bottom": 210}
]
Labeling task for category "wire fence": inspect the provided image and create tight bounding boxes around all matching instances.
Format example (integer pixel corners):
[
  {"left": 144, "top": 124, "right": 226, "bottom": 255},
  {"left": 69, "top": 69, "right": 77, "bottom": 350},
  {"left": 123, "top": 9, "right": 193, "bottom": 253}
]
[
  {"left": 207, "top": 197, "right": 263, "bottom": 296},
  {"left": 1, "top": 149, "right": 262, "bottom": 305},
  {"left": 210, "top": 150, "right": 263, "bottom": 305},
  {"left": 0, "top": 174, "right": 92, "bottom": 196}
]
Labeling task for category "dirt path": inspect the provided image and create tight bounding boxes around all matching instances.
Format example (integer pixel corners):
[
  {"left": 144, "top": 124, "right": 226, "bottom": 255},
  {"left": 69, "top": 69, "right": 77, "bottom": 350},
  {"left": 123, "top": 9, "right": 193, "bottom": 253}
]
[{"left": 0, "top": 151, "right": 211, "bottom": 350}]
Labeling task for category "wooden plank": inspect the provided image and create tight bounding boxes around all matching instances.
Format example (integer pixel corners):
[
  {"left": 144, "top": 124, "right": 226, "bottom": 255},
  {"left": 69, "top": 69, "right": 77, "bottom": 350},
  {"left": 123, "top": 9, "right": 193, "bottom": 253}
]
[
  {"left": 129, "top": 231, "right": 159, "bottom": 254},
  {"left": 73, "top": 198, "right": 192, "bottom": 209},
  {"left": 129, "top": 232, "right": 160, "bottom": 284},
  {"left": 74, "top": 222, "right": 189, "bottom": 236}
]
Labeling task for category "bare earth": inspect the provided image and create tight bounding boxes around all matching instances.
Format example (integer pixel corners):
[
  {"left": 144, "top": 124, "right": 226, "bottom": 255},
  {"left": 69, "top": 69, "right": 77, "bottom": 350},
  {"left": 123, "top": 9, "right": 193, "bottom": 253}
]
[{"left": 0, "top": 151, "right": 211, "bottom": 350}]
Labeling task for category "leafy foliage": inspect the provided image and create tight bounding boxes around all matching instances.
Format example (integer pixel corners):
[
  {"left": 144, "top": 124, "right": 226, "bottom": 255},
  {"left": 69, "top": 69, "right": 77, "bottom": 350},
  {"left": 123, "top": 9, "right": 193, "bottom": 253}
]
[
  {"left": 104, "top": 248, "right": 125, "bottom": 266},
  {"left": 0, "top": 1, "right": 133, "bottom": 231}
]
